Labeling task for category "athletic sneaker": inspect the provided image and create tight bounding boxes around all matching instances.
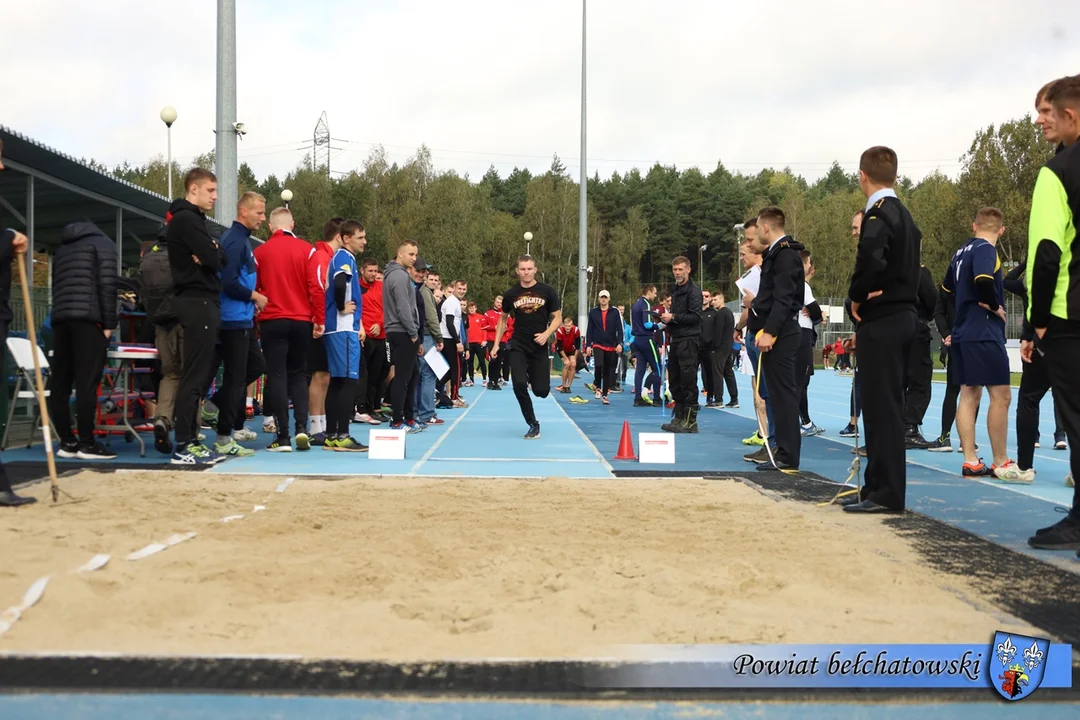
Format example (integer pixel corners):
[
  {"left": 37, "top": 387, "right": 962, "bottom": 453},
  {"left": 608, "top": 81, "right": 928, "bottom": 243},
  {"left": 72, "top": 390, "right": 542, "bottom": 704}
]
[
  {"left": 201, "top": 405, "right": 219, "bottom": 428},
  {"left": 594, "top": 390, "right": 602, "bottom": 399},
  {"left": 904, "top": 430, "right": 932, "bottom": 450},
  {"left": 800, "top": 423, "right": 824, "bottom": 437},
  {"left": 426, "top": 417, "right": 446, "bottom": 425},
  {"left": 993, "top": 461, "right": 1035, "bottom": 484},
  {"left": 962, "top": 460, "right": 993, "bottom": 478},
  {"left": 323, "top": 436, "right": 340, "bottom": 451},
  {"left": 524, "top": 423, "right": 541, "bottom": 439},
  {"left": 743, "top": 432, "right": 765, "bottom": 446},
  {"left": 77, "top": 441, "right": 118, "bottom": 460},
  {"left": 215, "top": 439, "right": 254, "bottom": 458},
  {"left": 262, "top": 417, "right": 277, "bottom": 435},
  {"left": 743, "top": 447, "right": 771, "bottom": 464},
  {"left": 1028, "top": 515, "right": 1080, "bottom": 550},
  {"left": 838, "top": 423, "right": 858, "bottom": 438},
  {"left": 334, "top": 436, "right": 368, "bottom": 452},
  {"left": 569, "top": 396, "right": 588, "bottom": 404},
  {"left": 405, "top": 420, "right": 425, "bottom": 434},
  {"left": 57, "top": 439, "right": 80, "bottom": 459},
  {"left": 1066, "top": 472, "right": 1074, "bottom": 488},
  {"left": 170, "top": 445, "right": 213, "bottom": 465},
  {"left": 154, "top": 417, "right": 173, "bottom": 455},
  {"left": 193, "top": 444, "right": 226, "bottom": 464},
  {"left": 295, "top": 432, "right": 311, "bottom": 451},
  {"left": 1055, "top": 432, "right": 1068, "bottom": 450},
  {"left": 584, "top": 383, "right": 597, "bottom": 392},
  {"left": 926, "top": 433, "right": 952, "bottom": 452},
  {"left": 354, "top": 412, "right": 381, "bottom": 425},
  {"left": 232, "top": 427, "right": 258, "bottom": 442},
  {"left": 266, "top": 438, "right": 293, "bottom": 452},
  {"left": 633, "top": 397, "right": 652, "bottom": 407},
  {"left": 601, "top": 396, "right": 610, "bottom": 405},
  {"left": 310, "top": 432, "right": 326, "bottom": 447},
  {"left": 724, "top": 401, "right": 740, "bottom": 409}
]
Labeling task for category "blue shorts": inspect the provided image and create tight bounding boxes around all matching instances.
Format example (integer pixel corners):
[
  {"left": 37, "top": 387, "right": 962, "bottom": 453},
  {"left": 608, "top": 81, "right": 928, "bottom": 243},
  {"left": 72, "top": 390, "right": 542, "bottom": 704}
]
[
  {"left": 952, "top": 340, "right": 1009, "bottom": 387},
  {"left": 744, "top": 340, "right": 768, "bottom": 399},
  {"left": 325, "top": 332, "right": 360, "bottom": 379}
]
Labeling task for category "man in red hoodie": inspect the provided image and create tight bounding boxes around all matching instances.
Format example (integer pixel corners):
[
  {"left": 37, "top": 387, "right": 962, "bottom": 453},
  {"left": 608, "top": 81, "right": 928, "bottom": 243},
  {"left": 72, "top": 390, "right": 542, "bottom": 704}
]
[
  {"left": 253, "top": 207, "right": 324, "bottom": 452},
  {"left": 306, "top": 217, "right": 344, "bottom": 444},
  {"left": 356, "top": 256, "right": 388, "bottom": 423}
]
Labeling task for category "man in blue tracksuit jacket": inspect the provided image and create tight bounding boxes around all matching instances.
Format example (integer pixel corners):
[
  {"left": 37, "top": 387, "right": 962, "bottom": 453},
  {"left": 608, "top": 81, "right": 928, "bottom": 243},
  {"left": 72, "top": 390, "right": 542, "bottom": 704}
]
[
  {"left": 210, "top": 192, "right": 269, "bottom": 456},
  {"left": 631, "top": 284, "right": 662, "bottom": 407}
]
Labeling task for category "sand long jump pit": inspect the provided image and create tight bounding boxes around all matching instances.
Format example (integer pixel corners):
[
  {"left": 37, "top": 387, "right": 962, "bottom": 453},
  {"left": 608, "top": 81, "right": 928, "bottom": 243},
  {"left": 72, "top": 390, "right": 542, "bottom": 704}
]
[{"left": 0, "top": 471, "right": 1046, "bottom": 663}]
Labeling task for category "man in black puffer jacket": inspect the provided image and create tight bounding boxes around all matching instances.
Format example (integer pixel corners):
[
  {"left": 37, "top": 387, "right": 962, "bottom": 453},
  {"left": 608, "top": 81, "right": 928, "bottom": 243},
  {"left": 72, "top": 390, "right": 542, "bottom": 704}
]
[{"left": 47, "top": 221, "right": 119, "bottom": 459}]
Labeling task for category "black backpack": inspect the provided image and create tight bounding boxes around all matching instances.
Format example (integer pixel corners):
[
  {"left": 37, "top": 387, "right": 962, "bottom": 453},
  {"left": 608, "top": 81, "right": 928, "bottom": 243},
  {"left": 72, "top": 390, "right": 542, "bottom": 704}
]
[{"left": 139, "top": 242, "right": 175, "bottom": 325}]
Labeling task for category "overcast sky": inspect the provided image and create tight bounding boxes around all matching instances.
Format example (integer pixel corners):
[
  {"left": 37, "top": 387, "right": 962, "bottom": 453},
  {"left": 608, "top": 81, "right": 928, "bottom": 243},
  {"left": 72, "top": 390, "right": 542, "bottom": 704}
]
[{"left": 3, "top": 0, "right": 1077, "bottom": 187}]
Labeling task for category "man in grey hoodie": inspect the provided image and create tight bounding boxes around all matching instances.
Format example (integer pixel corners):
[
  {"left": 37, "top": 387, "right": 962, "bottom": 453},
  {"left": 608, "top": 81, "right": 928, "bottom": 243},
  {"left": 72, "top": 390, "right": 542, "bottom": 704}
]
[{"left": 382, "top": 240, "right": 422, "bottom": 428}]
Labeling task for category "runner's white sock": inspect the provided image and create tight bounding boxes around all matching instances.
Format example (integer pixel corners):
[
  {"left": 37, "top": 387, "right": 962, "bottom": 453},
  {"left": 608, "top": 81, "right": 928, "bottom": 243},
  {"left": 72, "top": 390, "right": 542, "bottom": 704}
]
[{"left": 311, "top": 415, "right": 326, "bottom": 434}]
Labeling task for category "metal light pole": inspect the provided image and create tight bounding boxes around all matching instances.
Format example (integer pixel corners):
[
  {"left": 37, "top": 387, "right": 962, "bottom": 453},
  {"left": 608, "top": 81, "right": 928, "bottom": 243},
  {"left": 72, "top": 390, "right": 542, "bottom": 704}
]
[
  {"left": 699, "top": 244, "right": 707, "bottom": 285},
  {"left": 524, "top": 231, "right": 533, "bottom": 256},
  {"left": 281, "top": 189, "right": 293, "bottom": 209},
  {"left": 733, "top": 223, "right": 745, "bottom": 277},
  {"left": 577, "top": 0, "right": 588, "bottom": 332},
  {"left": 160, "top": 107, "right": 177, "bottom": 198},
  {"left": 216, "top": 0, "right": 238, "bottom": 223}
]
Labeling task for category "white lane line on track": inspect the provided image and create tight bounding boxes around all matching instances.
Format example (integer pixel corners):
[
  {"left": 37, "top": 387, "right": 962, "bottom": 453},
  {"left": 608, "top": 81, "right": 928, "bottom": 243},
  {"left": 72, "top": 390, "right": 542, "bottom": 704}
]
[{"left": 407, "top": 389, "right": 485, "bottom": 476}]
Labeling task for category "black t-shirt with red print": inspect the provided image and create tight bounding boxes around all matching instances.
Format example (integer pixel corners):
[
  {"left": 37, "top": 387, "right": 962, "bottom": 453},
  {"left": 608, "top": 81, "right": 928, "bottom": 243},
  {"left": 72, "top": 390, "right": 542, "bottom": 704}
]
[{"left": 502, "top": 281, "right": 561, "bottom": 353}]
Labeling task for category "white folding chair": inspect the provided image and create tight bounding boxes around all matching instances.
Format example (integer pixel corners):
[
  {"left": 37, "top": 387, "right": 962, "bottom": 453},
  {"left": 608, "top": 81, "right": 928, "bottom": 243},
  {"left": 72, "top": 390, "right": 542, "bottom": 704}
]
[{"left": 3, "top": 337, "right": 56, "bottom": 450}]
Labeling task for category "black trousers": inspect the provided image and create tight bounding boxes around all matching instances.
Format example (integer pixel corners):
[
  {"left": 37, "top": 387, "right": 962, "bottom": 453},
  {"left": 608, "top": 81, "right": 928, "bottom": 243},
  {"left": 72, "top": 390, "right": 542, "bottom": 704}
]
[
  {"left": 469, "top": 343, "right": 487, "bottom": 380},
  {"left": 902, "top": 322, "right": 933, "bottom": 428},
  {"left": 442, "top": 344, "right": 462, "bottom": 399},
  {"left": 1017, "top": 343, "right": 1053, "bottom": 470},
  {"left": 699, "top": 348, "right": 714, "bottom": 398},
  {"left": 722, "top": 351, "right": 738, "bottom": 403},
  {"left": 796, "top": 329, "right": 815, "bottom": 425},
  {"left": 357, "top": 337, "right": 388, "bottom": 414},
  {"left": 47, "top": 320, "right": 108, "bottom": 445},
  {"left": 857, "top": 310, "right": 916, "bottom": 509},
  {"left": 709, "top": 348, "right": 729, "bottom": 402},
  {"left": 327, "top": 377, "right": 358, "bottom": 436},
  {"left": 387, "top": 332, "right": 419, "bottom": 424},
  {"left": 258, "top": 318, "right": 311, "bottom": 441},
  {"left": 509, "top": 346, "right": 550, "bottom": 426},
  {"left": 668, "top": 337, "right": 700, "bottom": 407},
  {"left": 1042, "top": 318, "right": 1080, "bottom": 518},
  {"left": 487, "top": 345, "right": 503, "bottom": 384},
  {"left": 849, "top": 367, "right": 862, "bottom": 419},
  {"left": 174, "top": 297, "right": 221, "bottom": 446},
  {"left": 594, "top": 348, "right": 618, "bottom": 396},
  {"left": 760, "top": 320, "right": 802, "bottom": 466},
  {"left": 211, "top": 328, "right": 266, "bottom": 437}
]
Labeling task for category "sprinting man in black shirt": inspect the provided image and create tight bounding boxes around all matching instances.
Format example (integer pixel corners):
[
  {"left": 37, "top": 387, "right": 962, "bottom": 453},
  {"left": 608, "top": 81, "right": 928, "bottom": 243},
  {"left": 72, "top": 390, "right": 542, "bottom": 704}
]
[{"left": 491, "top": 255, "right": 562, "bottom": 439}]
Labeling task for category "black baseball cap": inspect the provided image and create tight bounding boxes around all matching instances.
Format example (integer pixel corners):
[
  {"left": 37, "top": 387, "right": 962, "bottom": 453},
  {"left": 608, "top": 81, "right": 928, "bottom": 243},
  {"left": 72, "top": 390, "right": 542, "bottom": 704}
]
[{"left": 414, "top": 257, "right": 433, "bottom": 272}]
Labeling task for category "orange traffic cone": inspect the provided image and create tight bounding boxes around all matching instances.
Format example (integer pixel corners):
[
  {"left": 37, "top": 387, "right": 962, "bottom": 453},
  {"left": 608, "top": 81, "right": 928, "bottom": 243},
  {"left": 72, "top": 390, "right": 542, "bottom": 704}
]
[{"left": 613, "top": 420, "right": 637, "bottom": 460}]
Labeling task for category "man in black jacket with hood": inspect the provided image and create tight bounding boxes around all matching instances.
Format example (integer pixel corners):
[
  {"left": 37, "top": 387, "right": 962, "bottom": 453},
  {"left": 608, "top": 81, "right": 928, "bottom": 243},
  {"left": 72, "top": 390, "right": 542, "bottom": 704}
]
[
  {"left": 166, "top": 168, "right": 228, "bottom": 465},
  {"left": 747, "top": 206, "right": 805, "bottom": 470},
  {"left": 660, "top": 256, "right": 702, "bottom": 433},
  {"left": 47, "top": 222, "right": 119, "bottom": 460}
]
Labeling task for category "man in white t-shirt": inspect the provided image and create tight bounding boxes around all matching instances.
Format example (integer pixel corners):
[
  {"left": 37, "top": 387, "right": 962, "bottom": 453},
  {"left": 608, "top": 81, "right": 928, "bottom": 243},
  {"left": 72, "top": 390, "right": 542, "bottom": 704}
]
[
  {"left": 440, "top": 280, "right": 469, "bottom": 405},
  {"left": 734, "top": 219, "right": 772, "bottom": 449},
  {"left": 797, "top": 250, "right": 824, "bottom": 437}
]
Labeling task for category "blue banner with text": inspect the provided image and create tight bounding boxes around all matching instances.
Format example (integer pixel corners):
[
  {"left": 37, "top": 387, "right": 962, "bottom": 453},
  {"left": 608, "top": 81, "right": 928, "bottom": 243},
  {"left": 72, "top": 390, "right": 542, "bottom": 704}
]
[{"left": 582, "top": 641, "right": 1072, "bottom": 694}]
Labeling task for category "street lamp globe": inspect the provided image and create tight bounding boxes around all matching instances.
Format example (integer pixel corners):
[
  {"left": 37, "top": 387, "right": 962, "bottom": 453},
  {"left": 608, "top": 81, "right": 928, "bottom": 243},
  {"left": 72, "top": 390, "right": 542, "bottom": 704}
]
[
  {"left": 160, "top": 106, "right": 177, "bottom": 127},
  {"left": 524, "top": 231, "right": 533, "bottom": 241},
  {"left": 280, "top": 189, "right": 293, "bottom": 203}
]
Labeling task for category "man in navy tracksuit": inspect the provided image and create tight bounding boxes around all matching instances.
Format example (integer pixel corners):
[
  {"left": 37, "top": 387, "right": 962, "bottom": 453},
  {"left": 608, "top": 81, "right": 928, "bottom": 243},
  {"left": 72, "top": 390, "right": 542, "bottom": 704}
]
[
  {"left": 630, "top": 284, "right": 662, "bottom": 407},
  {"left": 209, "top": 192, "right": 269, "bottom": 457},
  {"left": 585, "top": 290, "right": 624, "bottom": 403}
]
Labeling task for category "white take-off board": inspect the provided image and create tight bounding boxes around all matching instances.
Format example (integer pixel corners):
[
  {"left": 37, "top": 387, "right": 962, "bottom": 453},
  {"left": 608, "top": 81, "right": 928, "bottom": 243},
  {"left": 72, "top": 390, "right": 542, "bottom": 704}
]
[
  {"left": 638, "top": 433, "right": 675, "bottom": 463},
  {"left": 368, "top": 428, "right": 408, "bottom": 460}
]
